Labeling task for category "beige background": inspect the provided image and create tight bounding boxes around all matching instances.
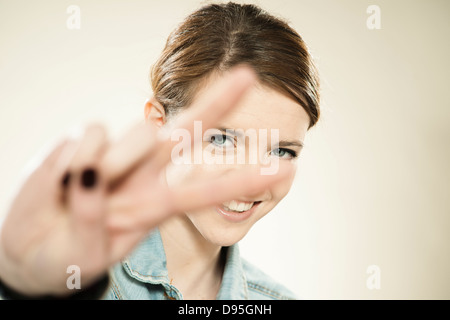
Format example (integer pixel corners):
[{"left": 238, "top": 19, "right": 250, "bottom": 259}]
[{"left": 0, "top": 0, "right": 449, "bottom": 299}]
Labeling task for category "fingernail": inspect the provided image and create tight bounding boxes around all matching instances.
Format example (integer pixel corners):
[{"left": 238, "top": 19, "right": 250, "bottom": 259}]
[
  {"left": 61, "top": 172, "right": 71, "bottom": 188},
  {"left": 81, "top": 168, "right": 97, "bottom": 189}
]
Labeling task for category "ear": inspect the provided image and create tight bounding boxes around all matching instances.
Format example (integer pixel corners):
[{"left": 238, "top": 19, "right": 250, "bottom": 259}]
[{"left": 144, "top": 96, "right": 166, "bottom": 128}]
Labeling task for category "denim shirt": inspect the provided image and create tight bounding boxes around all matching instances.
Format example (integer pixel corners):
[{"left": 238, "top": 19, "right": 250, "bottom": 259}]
[
  {"left": 0, "top": 228, "right": 296, "bottom": 300},
  {"left": 104, "top": 228, "right": 296, "bottom": 300}
]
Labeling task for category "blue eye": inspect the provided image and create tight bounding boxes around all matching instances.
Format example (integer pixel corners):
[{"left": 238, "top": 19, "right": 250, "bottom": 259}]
[
  {"left": 270, "top": 148, "right": 297, "bottom": 159},
  {"left": 210, "top": 134, "right": 234, "bottom": 148}
]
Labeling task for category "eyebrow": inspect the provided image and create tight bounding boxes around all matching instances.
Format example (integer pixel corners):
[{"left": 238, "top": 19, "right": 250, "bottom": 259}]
[
  {"left": 217, "top": 127, "right": 304, "bottom": 149},
  {"left": 217, "top": 127, "right": 244, "bottom": 138},
  {"left": 278, "top": 140, "right": 304, "bottom": 149}
]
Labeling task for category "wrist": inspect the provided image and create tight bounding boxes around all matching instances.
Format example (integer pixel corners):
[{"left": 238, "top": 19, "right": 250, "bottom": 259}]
[
  {"left": 0, "top": 272, "right": 110, "bottom": 300},
  {"left": 0, "top": 230, "right": 51, "bottom": 297}
]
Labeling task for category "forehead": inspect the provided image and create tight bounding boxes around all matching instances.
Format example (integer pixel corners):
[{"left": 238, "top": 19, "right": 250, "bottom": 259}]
[{"left": 217, "top": 82, "right": 310, "bottom": 139}]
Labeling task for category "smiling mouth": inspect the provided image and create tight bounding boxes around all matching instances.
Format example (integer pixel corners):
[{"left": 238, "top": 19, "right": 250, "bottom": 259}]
[{"left": 221, "top": 200, "right": 261, "bottom": 213}]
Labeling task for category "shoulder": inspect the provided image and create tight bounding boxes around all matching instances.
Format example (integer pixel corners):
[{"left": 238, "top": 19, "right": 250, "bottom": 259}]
[{"left": 241, "top": 258, "right": 297, "bottom": 300}]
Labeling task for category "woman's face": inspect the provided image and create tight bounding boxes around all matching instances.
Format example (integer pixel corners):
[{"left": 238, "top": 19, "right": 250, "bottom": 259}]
[{"left": 164, "top": 78, "right": 311, "bottom": 246}]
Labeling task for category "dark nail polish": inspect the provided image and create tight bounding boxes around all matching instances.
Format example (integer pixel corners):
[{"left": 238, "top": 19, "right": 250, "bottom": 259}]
[
  {"left": 81, "top": 168, "right": 97, "bottom": 189},
  {"left": 61, "top": 172, "right": 71, "bottom": 188}
]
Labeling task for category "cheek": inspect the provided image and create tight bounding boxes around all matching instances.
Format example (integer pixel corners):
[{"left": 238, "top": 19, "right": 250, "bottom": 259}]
[{"left": 269, "top": 171, "right": 296, "bottom": 203}]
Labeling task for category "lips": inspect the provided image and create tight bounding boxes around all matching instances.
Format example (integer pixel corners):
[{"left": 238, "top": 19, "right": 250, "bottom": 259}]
[
  {"left": 221, "top": 200, "right": 255, "bottom": 213},
  {"left": 215, "top": 200, "right": 262, "bottom": 222}
]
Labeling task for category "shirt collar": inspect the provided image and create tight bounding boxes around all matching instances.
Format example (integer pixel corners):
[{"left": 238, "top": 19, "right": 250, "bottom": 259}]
[
  {"left": 122, "top": 228, "right": 248, "bottom": 299},
  {"left": 216, "top": 243, "right": 248, "bottom": 299},
  {"left": 122, "top": 228, "right": 170, "bottom": 285}
]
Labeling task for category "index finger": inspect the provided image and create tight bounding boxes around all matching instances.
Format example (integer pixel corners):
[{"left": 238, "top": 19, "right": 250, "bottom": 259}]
[{"left": 101, "top": 65, "right": 257, "bottom": 185}]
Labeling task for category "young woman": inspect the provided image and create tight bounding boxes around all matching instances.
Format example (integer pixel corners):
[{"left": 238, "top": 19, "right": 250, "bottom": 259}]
[{"left": 0, "top": 2, "right": 320, "bottom": 300}]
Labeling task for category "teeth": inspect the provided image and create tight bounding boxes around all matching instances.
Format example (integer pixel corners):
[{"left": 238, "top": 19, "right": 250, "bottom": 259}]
[{"left": 222, "top": 200, "right": 254, "bottom": 212}]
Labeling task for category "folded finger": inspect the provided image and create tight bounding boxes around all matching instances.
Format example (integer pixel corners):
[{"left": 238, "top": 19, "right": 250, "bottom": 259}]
[{"left": 66, "top": 124, "right": 109, "bottom": 264}]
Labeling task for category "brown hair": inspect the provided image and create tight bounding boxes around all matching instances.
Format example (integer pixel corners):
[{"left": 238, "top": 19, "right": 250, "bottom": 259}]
[{"left": 151, "top": 2, "right": 320, "bottom": 128}]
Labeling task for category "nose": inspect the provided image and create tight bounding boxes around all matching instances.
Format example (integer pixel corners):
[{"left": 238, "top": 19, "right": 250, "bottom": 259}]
[{"left": 217, "top": 161, "right": 273, "bottom": 202}]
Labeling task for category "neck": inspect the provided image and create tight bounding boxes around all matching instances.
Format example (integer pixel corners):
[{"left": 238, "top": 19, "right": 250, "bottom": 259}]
[{"left": 159, "top": 215, "right": 225, "bottom": 300}]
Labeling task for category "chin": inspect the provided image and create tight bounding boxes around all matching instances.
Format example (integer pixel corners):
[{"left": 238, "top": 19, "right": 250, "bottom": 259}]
[{"left": 199, "top": 225, "right": 249, "bottom": 247}]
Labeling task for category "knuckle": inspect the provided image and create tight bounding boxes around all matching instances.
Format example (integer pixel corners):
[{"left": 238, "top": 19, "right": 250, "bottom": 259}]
[{"left": 84, "top": 123, "right": 107, "bottom": 141}]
